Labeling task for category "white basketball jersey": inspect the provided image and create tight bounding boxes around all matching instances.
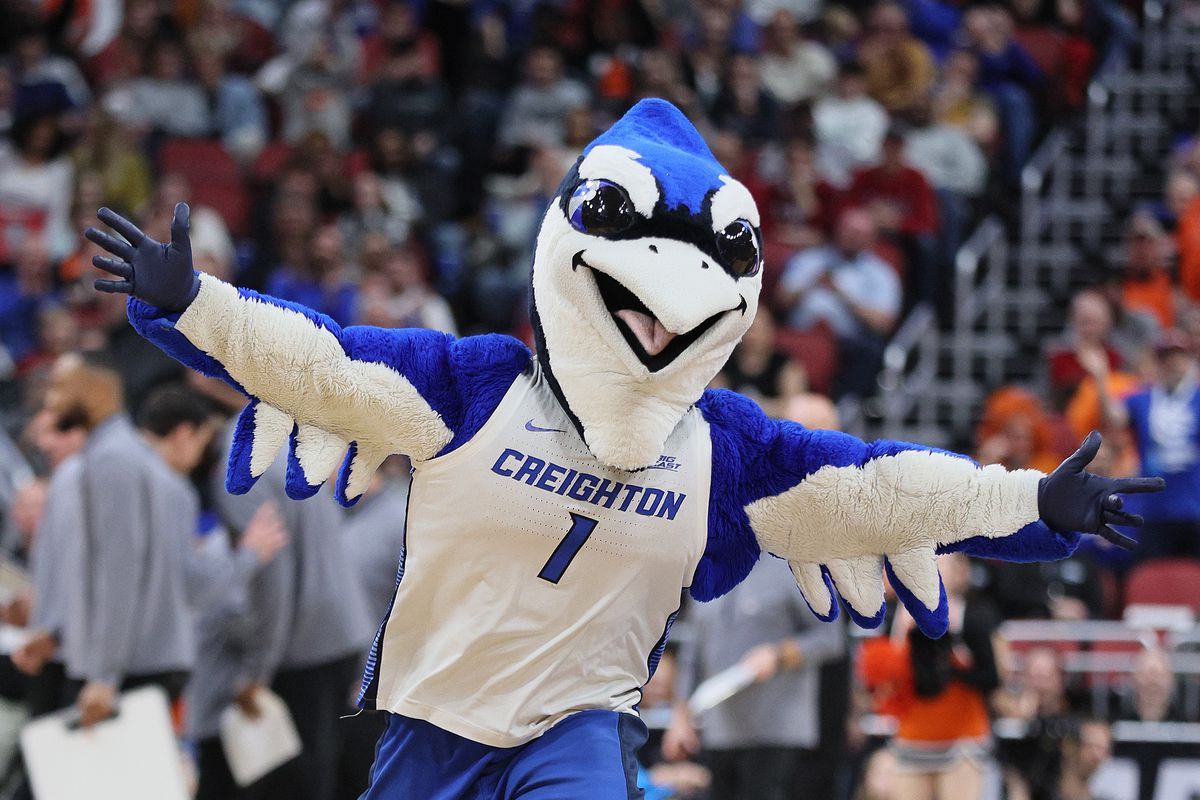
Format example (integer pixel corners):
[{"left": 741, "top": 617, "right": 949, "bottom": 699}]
[{"left": 363, "top": 363, "right": 711, "bottom": 747}]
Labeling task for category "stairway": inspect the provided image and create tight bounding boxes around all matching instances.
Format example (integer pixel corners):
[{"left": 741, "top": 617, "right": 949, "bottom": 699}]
[{"left": 868, "top": 0, "right": 1200, "bottom": 451}]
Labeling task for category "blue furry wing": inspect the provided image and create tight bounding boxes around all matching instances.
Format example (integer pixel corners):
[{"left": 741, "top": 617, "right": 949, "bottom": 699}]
[
  {"left": 128, "top": 277, "right": 530, "bottom": 505},
  {"left": 697, "top": 389, "right": 1076, "bottom": 638}
]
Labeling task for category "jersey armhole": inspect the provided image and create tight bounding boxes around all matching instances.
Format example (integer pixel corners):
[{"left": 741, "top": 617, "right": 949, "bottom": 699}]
[{"left": 412, "top": 365, "right": 533, "bottom": 471}]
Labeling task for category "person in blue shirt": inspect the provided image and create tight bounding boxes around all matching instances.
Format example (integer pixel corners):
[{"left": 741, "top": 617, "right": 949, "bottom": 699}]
[
  {"left": 264, "top": 223, "right": 358, "bottom": 326},
  {"left": 1090, "top": 329, "right": 1200, "bottom": 560}
]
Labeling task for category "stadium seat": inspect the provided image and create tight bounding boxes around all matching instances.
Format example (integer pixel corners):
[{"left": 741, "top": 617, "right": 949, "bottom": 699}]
[
  {"left": 776, "top": 325, "right": 839, "bottom": 396},
  {"left": 1125, "top": 558, "right": 1200, "bottom": 614},
  {"left": 250, "top": 140, "right": 295, "bottom": 183},
  {"left": 159, "top": 138, "right": 241, "bottom": 185},
  {"left": 158, "top": 138, "right": 250, "bottom": 236}
]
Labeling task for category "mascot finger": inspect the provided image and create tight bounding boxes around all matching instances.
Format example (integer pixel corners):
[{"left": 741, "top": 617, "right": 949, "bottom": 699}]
[
  {"left": 335, "top": 443, "right": 389, "bottom": 506},
  {"left": 885, "top": 548, "right": 949, "bottom": 638},
  {"left": 286, "top": 424, "right": 350, "bottom": 500},
  {"left": 826, "top": 556, "right": 885, "bottom": 628},
  {"left": 789, "top": 561, "right": 839, "bottom": 622},
  {"left": 226, "top": 400, "right": 293, "bottom": 495}
]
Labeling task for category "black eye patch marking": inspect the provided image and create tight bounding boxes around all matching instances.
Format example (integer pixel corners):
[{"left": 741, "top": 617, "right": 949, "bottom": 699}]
[{"left": 556, "top": 163, "right": 761, "bottom": 281}]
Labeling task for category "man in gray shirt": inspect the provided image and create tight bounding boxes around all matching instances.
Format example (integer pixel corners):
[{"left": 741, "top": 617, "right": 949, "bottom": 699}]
[
  {"left": 664, "top": 555, "right": 845, "bottom": 800},
  {"left": 777, "top": 207, "right": 901, "bottom": 400},
  {"left": 212, "top": 420, "right": 373, "bottom": 800},
  {"left": 18, "top": 352, "right": 198, "bottom": 726}
]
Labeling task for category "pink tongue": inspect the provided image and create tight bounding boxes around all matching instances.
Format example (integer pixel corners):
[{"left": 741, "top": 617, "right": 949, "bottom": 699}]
[{"left": 615, "top": 309, "right": 677, "bottom": 356}]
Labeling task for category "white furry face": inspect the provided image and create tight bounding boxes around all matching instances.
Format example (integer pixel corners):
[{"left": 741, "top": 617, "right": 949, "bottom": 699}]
[{"left": 531, "top": 146, "right": 763, "bottom": 470}]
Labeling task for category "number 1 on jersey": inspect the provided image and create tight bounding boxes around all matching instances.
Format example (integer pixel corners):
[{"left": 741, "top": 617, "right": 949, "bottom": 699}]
[{"left": 538, "top": 513, "right": 599, "bottom": 584}]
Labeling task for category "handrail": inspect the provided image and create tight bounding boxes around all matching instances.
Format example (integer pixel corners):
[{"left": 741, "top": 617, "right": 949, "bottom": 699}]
[
  {"left": 1021, "top": 129, "right": 1069, "bottom": 196},
  {"left": 954, "top": 215, "right": 1005, "bottom": 337},
  {"left": 881, "top": 303, "right": 933, "bottom": 377}
]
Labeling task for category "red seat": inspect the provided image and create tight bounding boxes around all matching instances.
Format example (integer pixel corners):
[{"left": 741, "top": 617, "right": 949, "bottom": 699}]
[
  {"left": 775, "top": 324, "right": 839, "bottom": 396},
  {"left": 158, "top": 138, "right": 250, "bottom": 236},
  {"left": 250, "top": 140, "right": 295, "bottom": 183},
  {"left": 159, "top": 138, "right": 241, "bottom": 185},
  {"left": 1125, "top": 558, "right": 1200, "bottom": 614}
]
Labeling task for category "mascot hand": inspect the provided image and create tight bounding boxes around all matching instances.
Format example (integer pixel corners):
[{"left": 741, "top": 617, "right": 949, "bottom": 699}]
[
  {"left": 86, "top": 203, "right": 199, "bottom": 312},
  {"left": 1039, "top": 431, "right": 1163, "bottom": 549}
]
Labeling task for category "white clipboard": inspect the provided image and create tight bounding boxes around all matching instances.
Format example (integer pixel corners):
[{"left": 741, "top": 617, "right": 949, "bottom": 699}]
[
  {"left": 219, "top": 688, "right": 302, "bottom": 787},
  {"left": 687, "top": 663, "right": 758, "bottom": 715},
  {"left": 20, "top": 685, "right": 190, "bottom": 800}
]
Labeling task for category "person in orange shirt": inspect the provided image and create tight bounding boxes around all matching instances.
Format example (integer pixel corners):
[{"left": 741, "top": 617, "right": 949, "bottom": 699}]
[
  {"left": 858, "top": 2, "right": 937, "bottom": 114},
  {"left": 1119, "top": 211, "right": 1177, "bottom": 329},
  {"left": 859, "top": 554, "right": 1002, "bottom": 800},
  {"left": 975, "top": 386, "right": 1067, "bottom": 474},
  {"left": 1169, "top": 170, "right": 1200, "bottom": 303}
]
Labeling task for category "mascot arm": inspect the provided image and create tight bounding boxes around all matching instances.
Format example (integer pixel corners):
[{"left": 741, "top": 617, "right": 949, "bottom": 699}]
[
  {"left": 128, "top": 274, "right": 459, "bottom": 503},
  {"left": 698, "top": 390, "right": 1161, "bottom": 638},
  {"left": 87, "top": 204, "right": 529, "bottom": 505}
]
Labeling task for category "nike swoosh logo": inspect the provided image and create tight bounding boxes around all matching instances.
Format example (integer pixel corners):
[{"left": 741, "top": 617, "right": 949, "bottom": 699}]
[{"left": 525, "top": 419, "right": 566, "bottom": 434}]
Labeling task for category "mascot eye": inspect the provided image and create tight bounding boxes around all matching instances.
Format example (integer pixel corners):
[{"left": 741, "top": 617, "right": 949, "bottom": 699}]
[
  {"left": 716, "top": 219, "right": 761, "bottom": 278},
  {"left": 567, "top": 179, "right": 636, "bottom": 236}
]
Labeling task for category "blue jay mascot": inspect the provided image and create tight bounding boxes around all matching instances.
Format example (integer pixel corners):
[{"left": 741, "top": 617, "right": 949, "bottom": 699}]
[{"left": 88, "top": 99, "right": 1160, "bottom": 799}]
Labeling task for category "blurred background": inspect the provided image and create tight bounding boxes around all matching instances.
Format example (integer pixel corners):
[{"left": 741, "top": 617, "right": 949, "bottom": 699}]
[{"left": 0, "top": 0, "right": 1199, "bottom": 798}]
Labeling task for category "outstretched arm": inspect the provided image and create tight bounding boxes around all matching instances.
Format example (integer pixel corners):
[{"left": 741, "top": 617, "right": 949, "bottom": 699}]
[
  {"left": 87, "top": 205, "right": 528, "bottom": 503},
  {"left": 698, "top": 390, "right": 1161, "bottom": 638}
]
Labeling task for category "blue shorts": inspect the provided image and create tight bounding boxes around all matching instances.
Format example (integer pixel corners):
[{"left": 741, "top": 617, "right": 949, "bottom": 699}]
[{"left": 361, "top": 710, "right": 648, "bottom": 800}]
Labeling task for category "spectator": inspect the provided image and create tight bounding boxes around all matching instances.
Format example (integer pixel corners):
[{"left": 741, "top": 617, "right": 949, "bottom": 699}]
[
  {"left": 0, "top": 112, "right": 74, "bottom": 261},
  {"left": 1116, "top": 211, "right": 1177, "bottom": 331},
  {"left": 16, "top": 353, "right": 196, "bottom": 727},
  {"left": 846, "top": 127, "right": 940, "bottom": 307},
  {"left": 813, "top": 62, "right": 889, "bottom": 188},
  {"left": 859, "top": 554, "right": 1000, "bottom": 800},
  {"left": 211, "top": 421, "right": 374, "bottom": 800},
  {"left": 758, "top": 10, "right": 836, "bottom": 107},
  {"left": 1055, "top": 719, "right": 1113, "bottom": 800},
  {"left": 976, "top": 386, "right": 1064, "bottom": 473},
  {"left": 712, "top": 311, "right": 807, "bottom": 418},
  {"left": 361, "top": 24, "right": 449, "bottom": 142},
  {"left": 712, "top": 54, "right": 782, "bottom": 145},
  {"left": 339, "top": 170, "right": 417, "bottom": 253},
  {"left": 1091, "top": 330, "right": 1200, "bottom": 560},
  {"left": 191, "top": 42, "right": 269, "bottom": 162},
  {"left": 903, "top": 99, "right": 988, "bottom": 279},
  {"left": 761, "top": 135, "right": 839, "bottom": 250},
  {"left": 0, "top": 235, "right": 54, "bottom": 364},
  {"left": 359, "top": 246, "right": 456, "bottom": 334},
  {"left": 265, "top": 223, "right": 358, "bottom": 326},
  {"left": 1043, "top": 289, "right": 1123, "bottom": 411},
  {"left": 1123, "top": 648, "right": 1182, "bottom": 723},
  {"left": 636, "top": 49, "right": 704, "bottom": 118},
  {"left": 778, "top": 208, "right": 901, "bottom": 399},
  {"left": 996, "top": 648, "right": 1075, "bottom": 800},
  {"left": 11, "top": 26, "right": 91, "bottom": 116},
  {"left": 962, "top": 6, "right": 1044, "bottom": 183},
  {"left": 1172, "top": 170, "right": 1200, "bottom": 304},
  {"left": 341, "top": 463, "right": 408, "bottom": 629},
  {"left": 664, "top": 555, "right": 845, "bottom": 800},
  {"left": 188, "top": 498, "right": 289, "bottom": 800},
  {"left": 104, "top": 36, "right": 208, "bottom": 137},
  {"left": 930, "top": 49, "right": 1001, "bottom": 150},
  {"left": 70, "top": 109, "right": 153, "bottom": 221},
  {"left": 496, "top": 46, "right": 589, "bottom": 152},
  {"left": 859, "top": 2, "right": 937, "bottom": 114}
]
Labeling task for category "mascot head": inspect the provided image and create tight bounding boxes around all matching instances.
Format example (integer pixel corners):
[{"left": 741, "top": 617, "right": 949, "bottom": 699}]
[{"left": 531, "top": 98, "right": 763, "bottom": 470}]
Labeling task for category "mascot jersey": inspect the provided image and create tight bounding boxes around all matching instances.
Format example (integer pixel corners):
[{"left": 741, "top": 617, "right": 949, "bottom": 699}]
[
  {"left": 93, "top": 98, "right": 1161, "bottom": 799},
  {"left": 359, "top": 359, "right": 709, "bottom": 746}
]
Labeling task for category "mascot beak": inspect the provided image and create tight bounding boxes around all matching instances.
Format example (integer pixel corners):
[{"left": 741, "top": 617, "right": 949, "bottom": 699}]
[{"left": 571, "top": 237, "right": 747, "bottom": 372}]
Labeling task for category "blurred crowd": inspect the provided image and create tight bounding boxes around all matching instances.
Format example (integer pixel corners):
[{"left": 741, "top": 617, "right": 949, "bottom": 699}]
[
  {"left": 0, "top": 0, "right": 1135, "bottom": 404},
  {"left": 0, "top": 0, "right": 1196, "bottom": 799}
]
